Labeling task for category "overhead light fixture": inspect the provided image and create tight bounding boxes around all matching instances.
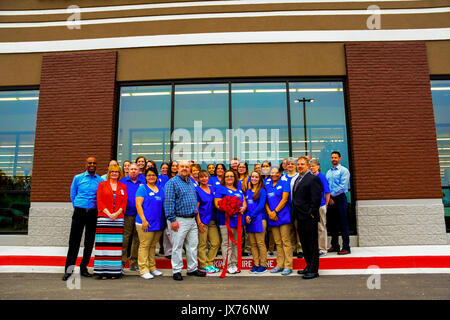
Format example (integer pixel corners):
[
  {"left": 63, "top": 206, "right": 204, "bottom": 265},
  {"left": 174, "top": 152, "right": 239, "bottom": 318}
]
[{"left": 431, "top": 87, "right": 450, "bottom": 91}]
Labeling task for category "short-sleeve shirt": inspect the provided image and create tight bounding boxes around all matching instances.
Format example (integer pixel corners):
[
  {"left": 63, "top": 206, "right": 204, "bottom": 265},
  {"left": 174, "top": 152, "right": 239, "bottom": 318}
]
[
  {"left": 316, "top": 172, "right": 331, "bottom": 207},
  {"left": 196, "top": 185, "right": 216, "bottom": 226},
  {"left": 214, "top": 185, "right": 244, "bottom": 228},
  {"left": 265, "top": 178, "right": 291, "bottom": 226},
  {"left": 135, "top": 184, "right": 166, "bottom": 232},
  {"left": 208, "top": 176, "right": 221, "bottom": 187},
  {"left": 245, "top": 188, "right": 267, "bottom": 233}
]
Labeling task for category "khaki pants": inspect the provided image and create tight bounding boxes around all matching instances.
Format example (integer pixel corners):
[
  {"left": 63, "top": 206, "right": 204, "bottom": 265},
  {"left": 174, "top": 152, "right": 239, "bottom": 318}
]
[
  {"left": 268, "top": 228, "right": 275, "bottom": 253},
  {"left": 122, "top": 215, "right": 139, "bottom": 268},
  {"left": 243, "top": 226, "right": 252, "bottom": 253},
  {"left": 318, "top": 205, "right": 328, "bottom": 252},
  {"left": 219, "top": 225, "right": 238, "bottom": 269},
  {"left": 248, "top": 220, "right": 267, "bottom": 267},
  {"left": 271, "top": 223, "right": 293, "bottom": 269},
  {"left": 136, "top": 225, "right": 162, "bottom": 275},
  {"left": 290, "top": 221, "right": 303, "bottom": 253},
  {"left": 198, "top": 220, "right": 221, "bottom": 269}
]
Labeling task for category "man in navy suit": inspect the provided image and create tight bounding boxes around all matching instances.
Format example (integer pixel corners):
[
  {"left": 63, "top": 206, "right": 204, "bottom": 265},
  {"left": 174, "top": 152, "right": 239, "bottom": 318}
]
[{"left": 290, "top": 156, "right": 323, "bottom": 279}]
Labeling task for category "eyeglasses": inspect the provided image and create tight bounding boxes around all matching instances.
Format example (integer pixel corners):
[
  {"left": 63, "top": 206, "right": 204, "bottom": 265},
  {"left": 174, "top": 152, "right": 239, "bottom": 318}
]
[{"left": 87, "top": 162, "right": 96, "bottom": 164}]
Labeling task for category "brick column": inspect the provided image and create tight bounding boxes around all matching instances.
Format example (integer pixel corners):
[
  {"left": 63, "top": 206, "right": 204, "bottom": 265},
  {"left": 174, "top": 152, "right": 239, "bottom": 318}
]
[
  {"left": 345, "top": 42, "right": 447, "bottom": 246},
  {"left": 28, "top": 51, "right": 118, "bottom": 245}
]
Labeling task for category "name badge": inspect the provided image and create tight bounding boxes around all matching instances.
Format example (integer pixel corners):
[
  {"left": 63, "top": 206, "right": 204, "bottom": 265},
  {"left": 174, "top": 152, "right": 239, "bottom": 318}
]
[{"left": 268, "top": 192, "right": 275, "bottom": 198}]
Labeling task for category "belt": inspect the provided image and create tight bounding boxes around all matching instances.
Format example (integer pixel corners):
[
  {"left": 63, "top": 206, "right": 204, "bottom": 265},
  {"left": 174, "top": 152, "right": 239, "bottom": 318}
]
[{"left": 176, "top": 213, "right": 197, "bottom": 218}]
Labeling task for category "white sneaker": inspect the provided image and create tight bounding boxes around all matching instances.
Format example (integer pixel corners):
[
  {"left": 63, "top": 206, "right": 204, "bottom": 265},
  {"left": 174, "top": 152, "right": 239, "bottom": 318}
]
[
  {"left": 151, "top": 270, "right": 163, "bottom": 276},
  {"left": 227, "top": 266, "right": 237, "bottom": 274},
  {"left": 141, "top": 272, "right": 154, "bottom": 280}
]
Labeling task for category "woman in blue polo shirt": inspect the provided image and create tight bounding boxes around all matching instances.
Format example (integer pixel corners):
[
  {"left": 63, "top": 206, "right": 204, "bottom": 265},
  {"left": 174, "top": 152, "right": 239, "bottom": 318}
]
[
  {"left": 135, "top": 167, "right": 166, "bottom": 280},
  {"left": 245, "top": 171, "right": 268, "bottom": 274},
  {"left": 214, "top": 169, "right": 246, "bottom": 274},
  {"left": 157, "top": 162, "right": 169, "bottom": 189},
  {"left": 196, "top": 170, "right": 221, "bottom": 274},
  {"left": 265, "top": 166, "right": 293, "bottom": 275},
  {"left": 209, "top": 163, "right": 226, "bottom": 187}
]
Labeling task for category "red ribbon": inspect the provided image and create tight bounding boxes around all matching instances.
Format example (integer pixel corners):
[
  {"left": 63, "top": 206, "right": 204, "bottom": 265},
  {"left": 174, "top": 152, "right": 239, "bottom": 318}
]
[{"left": 218, "top": 196, "right": 242, "bottom": 278}]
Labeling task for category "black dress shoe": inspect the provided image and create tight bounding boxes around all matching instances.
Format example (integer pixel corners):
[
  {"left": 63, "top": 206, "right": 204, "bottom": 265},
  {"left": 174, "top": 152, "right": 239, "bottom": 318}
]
[
  {"left": 297, "top": 252, "right": 304, "bottom": 258},
  {"left": 80, "top": 269, "right": 92, "bottom": 278},
  {"left": 303, "top": 272, "right": 319, "bottom": 280},
  {"left": 187, "top": 270, "right": 207, "bottom": 277},
  {"left": 62, "top": 273, "right": 72, "bottom": 281},
  {"left": 242, "top": 252, "right": 250, "bottom": 257},
  {"left": 297, "top": 268, "right": 309, "bottom": 275},
  {"left": 173, "top": 272, "right": 183, "bottom": 281}
]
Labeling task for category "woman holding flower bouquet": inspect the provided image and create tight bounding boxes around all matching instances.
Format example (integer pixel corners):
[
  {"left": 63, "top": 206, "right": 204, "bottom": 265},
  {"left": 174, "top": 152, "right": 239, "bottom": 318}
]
[
  {"left": 245, "top": 171, "right": 268, "bottom": 274},
  {"left": 214, "top": 169, "right": 247, "bottom": 275}
]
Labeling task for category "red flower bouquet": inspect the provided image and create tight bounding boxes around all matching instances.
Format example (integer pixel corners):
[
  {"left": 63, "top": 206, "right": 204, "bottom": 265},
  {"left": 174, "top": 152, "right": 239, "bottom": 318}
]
[{"left": 217, "top": 195, "right": 243, "bottom": 278}]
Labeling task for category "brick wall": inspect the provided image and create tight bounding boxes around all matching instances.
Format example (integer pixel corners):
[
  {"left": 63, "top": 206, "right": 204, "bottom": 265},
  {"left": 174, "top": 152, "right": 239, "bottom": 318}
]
[
  {"left": 30, "top": 50, "right": 118, "bottom": 202},
  {"left": 345, "top": 42, "right": 442, "bottom": 201}
]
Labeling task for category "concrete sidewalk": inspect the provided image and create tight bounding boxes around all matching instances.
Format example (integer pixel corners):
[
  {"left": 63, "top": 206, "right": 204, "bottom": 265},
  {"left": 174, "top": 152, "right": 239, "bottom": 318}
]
[{"left": 1, "top": 245, "right": 450, "bottom": 275}]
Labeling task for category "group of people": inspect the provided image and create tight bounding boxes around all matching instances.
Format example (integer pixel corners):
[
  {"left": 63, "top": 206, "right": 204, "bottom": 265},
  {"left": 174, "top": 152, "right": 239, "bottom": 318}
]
[{"left": 62, "top": 152, "right": 350, "bottom": 281}]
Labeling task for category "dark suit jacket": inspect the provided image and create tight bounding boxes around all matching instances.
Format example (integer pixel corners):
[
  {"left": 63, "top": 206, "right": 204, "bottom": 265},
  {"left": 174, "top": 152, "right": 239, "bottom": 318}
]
[{"left": 291, "top": 171, "right": 323, "bottom": 221}]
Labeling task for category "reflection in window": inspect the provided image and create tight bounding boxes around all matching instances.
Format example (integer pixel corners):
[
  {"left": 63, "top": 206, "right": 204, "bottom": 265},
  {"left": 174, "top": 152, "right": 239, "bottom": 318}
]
[
  {"left": 117, "top": 86, "right": 172, "bottom": 168},
  {"left": 232, "top": 83, "right": 289, "bottom": 167},
  {"left": 431, "top": 79, "right": 450, "bottom": 231},
  {"left": 0, "top": 90, "right": 38, "bottom": 233},
  {"left": 173, "top": 84, "right": 229, "bottom": 168},
  {"left": 290, "top": 82, "right": 349, "bottom": 174}
]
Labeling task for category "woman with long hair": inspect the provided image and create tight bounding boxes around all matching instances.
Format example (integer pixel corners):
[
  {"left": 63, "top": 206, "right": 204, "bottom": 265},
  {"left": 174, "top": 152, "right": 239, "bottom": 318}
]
[
  {"left": 168, "top": 160, "right": 178, "bottom": 179},
  {"left": 209, "top": 163, "right": 226, "bottom": 187},
  {"left": 245, "top": 171, "right": 268, "bottom": 274}
]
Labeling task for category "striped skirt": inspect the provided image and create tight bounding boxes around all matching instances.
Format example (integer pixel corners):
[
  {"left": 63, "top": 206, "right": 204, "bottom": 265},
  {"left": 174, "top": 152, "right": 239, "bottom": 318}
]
[{"left": 94, "top": 217, "right": 124, "bottom": 278}]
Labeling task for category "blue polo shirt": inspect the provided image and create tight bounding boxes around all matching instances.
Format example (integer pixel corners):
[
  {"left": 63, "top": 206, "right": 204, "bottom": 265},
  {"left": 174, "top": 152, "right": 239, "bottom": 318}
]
[
  {"left": 196, "top": 185, "right": 216, "bottom": 226},
  {"left": 326, "top": 164, "right": 350, "bottom": 197},
  {"left": 135, "top": 184, "right": 166, "bottom": 232},
  {"left": 70, "top": 171, "right": 103, "bottom": 209},
  {"left": 120, "top": 175, "right": 145, "bottom": 216},
  {"left": 208, "top": 176, "right": 221, "bottom": 187},
  {"left": 316, "top": 172, "right": 331, "bottom": 207},
  {"left": 214, "top": 185, "right": 245, "bottom": 228},
  {"left": 245, "top": 188, "right": 267, "bottom": 233},
  {"left": 157, "top": 174, "right": 169, "bottom": 189},
  {"left": 265, "top": 177, "right": 291, "bottom": 227}
]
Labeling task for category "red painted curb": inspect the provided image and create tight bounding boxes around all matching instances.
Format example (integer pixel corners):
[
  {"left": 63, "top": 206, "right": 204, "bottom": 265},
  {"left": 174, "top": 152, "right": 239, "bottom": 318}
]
[{"left": 1, "top": 255, "right": 450, "bottom": 270}]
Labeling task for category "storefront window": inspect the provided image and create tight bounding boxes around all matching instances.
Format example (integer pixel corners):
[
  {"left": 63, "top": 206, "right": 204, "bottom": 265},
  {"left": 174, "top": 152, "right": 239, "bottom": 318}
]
[
  {"left": 431, "top": 79, "right": 450, "bottom": 231},
  {"left": 0, "top": 89, "right": 38, "bottom": 233},
  {"left": 117, "top": 85, "right": 172, "bottom": 168}
]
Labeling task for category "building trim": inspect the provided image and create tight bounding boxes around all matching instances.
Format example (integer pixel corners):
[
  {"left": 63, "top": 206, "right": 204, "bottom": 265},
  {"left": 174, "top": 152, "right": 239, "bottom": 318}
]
[
  {"left": 1, "top": 28, "right": 450, "bottom": 54},
  {"left": 2, "top": 7, "right": 449, "bottom": 28},
  {"left": 0, "top": 0, "right": 424, "bottom": 16}
]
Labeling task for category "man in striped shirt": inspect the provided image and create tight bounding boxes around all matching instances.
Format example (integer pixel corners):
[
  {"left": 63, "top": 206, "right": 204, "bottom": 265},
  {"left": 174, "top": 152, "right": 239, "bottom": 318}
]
[{"left": 164, "top": 160, "right": 206, "bottom": 281}]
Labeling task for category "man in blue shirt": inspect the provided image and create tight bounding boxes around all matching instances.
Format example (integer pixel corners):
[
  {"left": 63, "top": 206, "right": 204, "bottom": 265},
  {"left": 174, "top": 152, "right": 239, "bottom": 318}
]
[
  {"left": 63, "top": 156, "right": 103, "bottom": 281},
  {"left": 325, "top": 151, "right": 351, "bottom": 255},
  {"left": 164, "top": 160, "right": 206, "bottom": 281},
  {"left": 120, "top": 163, "right": 144, "bottom": 272},
  {"left": 310, "top": 159, "right": 331, "bottom": 256}
]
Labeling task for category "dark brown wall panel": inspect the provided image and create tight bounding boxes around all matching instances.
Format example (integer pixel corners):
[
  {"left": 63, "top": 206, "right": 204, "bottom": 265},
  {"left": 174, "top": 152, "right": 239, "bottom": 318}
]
[
  {"left": 30, "top": 50, "right": 117, "bottom": 202},
  {"left": 345, "top": 42, "right": 442, "bottom": 200}
]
